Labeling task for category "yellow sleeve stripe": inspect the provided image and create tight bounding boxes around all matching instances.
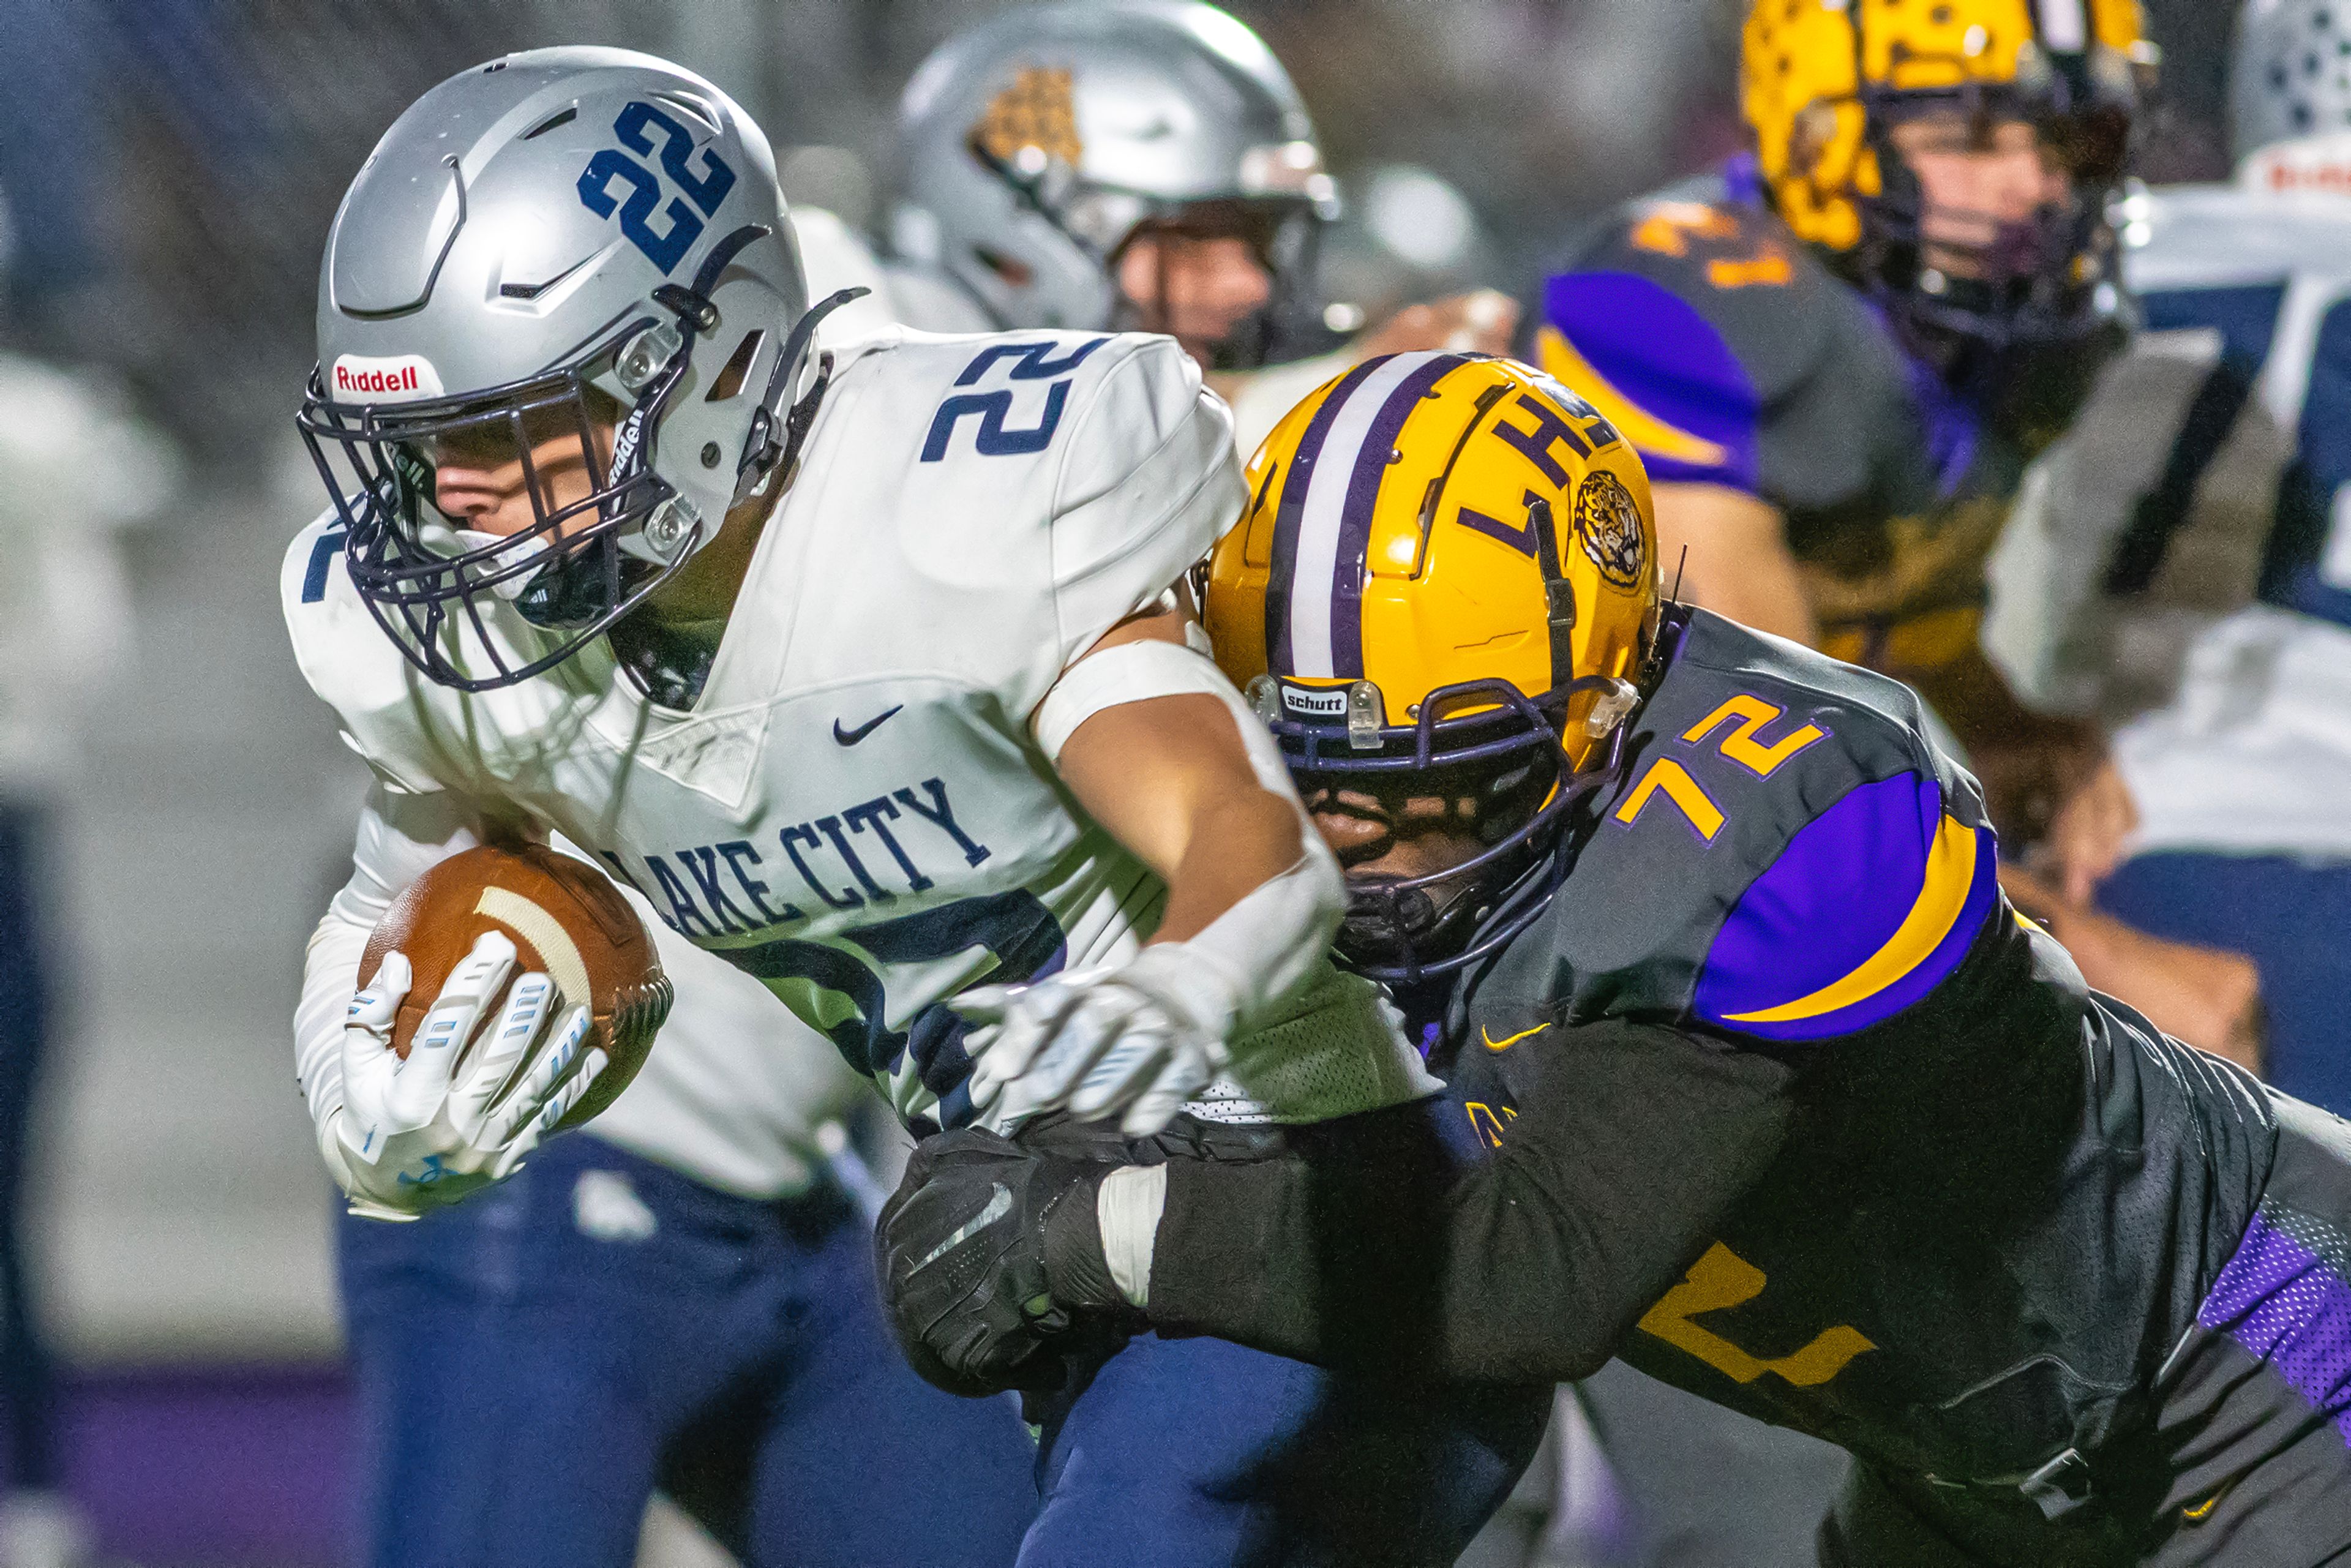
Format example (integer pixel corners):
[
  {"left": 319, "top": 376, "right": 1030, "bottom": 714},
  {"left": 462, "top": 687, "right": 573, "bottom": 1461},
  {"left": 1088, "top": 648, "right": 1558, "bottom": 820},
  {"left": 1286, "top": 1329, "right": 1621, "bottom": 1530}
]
[
  {"left": 1722, "top": 813, "right": 1979, "bottom": 1024},
  {"left": 1534, "top": 324, "right": 1732, "bottom": 471}
]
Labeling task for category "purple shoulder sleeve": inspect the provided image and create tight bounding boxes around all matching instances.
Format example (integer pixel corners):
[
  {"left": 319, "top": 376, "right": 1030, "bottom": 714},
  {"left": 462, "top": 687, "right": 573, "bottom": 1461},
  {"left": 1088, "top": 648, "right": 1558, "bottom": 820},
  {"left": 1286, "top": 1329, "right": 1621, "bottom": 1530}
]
[
  {"left": 1532, "top": 270, "right": 1763, "bottom": 493},
  {"left": 1691, "top": 773, "right": 2000, "bottom": 1043}
]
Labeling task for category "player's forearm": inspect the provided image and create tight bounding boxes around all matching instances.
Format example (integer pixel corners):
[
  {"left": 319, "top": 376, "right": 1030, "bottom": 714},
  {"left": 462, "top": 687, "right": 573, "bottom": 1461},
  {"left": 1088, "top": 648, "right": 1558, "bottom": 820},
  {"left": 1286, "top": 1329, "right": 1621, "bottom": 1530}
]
[
  {"left": 1143, "top": 1136, "right": 1626, "bottom": 1382},
  {"left": 1128, "top": 1021, "right": 1796, "bottom": 1383},
  {"left": 1048, "top": 642, "right": 1344, "bottom": 1030},
  {"left": 1150, "top": 787, "right": 1309, "bottom": 944},
  {"left": 1651, "top": 482, "right": 1820, "bottom": 647}
]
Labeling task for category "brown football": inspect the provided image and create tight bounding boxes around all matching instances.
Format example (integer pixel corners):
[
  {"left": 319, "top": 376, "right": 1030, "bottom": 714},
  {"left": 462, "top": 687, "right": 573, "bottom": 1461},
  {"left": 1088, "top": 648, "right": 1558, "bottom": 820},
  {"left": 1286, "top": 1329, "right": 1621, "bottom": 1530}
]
[{"left": 358, "top": 843, "right": 672, "bottom": 1130}]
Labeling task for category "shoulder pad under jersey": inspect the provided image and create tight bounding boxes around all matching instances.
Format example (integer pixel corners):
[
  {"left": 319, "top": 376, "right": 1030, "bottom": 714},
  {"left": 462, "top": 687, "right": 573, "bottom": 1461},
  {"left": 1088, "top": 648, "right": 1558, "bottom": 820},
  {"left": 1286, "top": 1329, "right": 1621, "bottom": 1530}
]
[
  {"left": 1497, "top": 609, "right": 2001, "bottom": 1045},
  {"left": 771, "top": 328, "right": 1245, "bottom": 715},
  {"left": 279, "top": 510, "right": 454, "bottom": 797},
  {"left": 1524, "top": 187, "right": 1913, "bottom": 519}
]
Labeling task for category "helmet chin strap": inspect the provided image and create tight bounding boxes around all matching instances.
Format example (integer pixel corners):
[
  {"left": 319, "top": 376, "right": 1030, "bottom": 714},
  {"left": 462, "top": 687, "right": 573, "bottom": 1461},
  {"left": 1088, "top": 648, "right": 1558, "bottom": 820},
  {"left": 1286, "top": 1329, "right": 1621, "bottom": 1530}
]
[{"left": 737, "top": 285, "right": 872, "bottom": 498}]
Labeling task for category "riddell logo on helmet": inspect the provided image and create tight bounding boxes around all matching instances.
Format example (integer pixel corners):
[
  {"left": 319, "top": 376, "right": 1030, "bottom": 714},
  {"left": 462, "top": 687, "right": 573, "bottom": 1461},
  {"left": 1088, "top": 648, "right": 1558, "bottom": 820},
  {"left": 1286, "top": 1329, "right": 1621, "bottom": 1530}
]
[
  {"left": 331, "top": 353, "right": 445, "bottom": 403},
  {"left": 2240, "top": 133, "right": 2351, "bottom": 198}
]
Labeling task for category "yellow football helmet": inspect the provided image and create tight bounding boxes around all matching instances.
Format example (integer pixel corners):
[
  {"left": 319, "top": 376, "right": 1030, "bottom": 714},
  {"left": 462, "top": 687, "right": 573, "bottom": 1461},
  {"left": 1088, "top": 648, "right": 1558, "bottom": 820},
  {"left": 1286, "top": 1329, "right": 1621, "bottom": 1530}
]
[
  {"left": 1204, "top": 353, "right": 1659, "bottom": 980},
  {"left": 1744, "top": 0, "right": 2151, "bottom": 348}
]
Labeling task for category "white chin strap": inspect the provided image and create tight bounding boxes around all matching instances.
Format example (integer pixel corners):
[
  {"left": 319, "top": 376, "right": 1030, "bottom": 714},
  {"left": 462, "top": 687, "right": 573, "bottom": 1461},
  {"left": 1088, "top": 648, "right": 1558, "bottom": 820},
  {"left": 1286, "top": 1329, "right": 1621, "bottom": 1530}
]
[{"left": 453, "top": 529, "right": 557, "bottom": 602}]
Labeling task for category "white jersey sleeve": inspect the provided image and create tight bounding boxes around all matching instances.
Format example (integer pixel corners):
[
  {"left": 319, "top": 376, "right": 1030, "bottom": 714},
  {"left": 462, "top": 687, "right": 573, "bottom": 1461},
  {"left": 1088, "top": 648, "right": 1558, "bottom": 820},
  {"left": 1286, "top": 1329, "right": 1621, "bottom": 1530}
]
[
  {"left": 293, "top": 784, "right": 485, "bottom": 1173},
  {"left": 280, "top": 510, "right": 465, "bottom": 799},
  {"left": 1043, "top": 335, "right": 1247, "bottom": 678}
]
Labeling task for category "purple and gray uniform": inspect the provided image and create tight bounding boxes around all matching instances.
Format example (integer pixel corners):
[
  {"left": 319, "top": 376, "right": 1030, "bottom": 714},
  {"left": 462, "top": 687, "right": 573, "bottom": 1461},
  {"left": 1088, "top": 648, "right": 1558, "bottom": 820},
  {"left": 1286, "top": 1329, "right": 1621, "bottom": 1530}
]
[
  {"left": 1523, "top": 168, "right": 2113, "bottom": 716},
  {"left": 1142, "top": 609, "right": 2351, "bottom": 1564}
]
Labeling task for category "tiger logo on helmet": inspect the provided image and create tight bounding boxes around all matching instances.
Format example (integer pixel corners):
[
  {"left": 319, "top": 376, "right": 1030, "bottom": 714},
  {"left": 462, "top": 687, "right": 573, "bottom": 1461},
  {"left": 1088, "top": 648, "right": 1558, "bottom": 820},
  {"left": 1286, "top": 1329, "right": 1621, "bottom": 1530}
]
[{"left": 1204, "top": 353, "right": 1659, "bottom": 980}]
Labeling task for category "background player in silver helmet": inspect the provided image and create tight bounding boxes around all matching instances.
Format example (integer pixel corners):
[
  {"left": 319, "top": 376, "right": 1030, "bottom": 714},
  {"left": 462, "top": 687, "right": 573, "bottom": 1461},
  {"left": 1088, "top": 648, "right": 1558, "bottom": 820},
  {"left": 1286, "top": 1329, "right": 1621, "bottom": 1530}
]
[
  {"left": 1984, "top": 0, "right": 2351, "bottom": 1122},
  {"left": 299, "top": 64, "right": 1039, "bottom": 1568},
  {"left": 879, "top": 0, "right": 1517, "bottom": 452},
  {"left": 286, "top": 45, "right": 1548, "bottom": 1568}
]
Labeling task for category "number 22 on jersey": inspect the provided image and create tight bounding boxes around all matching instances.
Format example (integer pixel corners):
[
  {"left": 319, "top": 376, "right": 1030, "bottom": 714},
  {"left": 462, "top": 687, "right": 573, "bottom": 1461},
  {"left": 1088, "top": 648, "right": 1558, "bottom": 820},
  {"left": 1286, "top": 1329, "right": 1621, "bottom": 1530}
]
[{"left": 921, "top": 338, "right": 1109, "bottom": 462}]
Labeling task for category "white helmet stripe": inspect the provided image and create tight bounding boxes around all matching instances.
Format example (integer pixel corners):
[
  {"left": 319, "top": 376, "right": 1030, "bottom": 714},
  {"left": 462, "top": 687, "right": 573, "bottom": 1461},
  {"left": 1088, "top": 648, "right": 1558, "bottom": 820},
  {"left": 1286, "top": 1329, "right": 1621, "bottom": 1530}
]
[{"left": 1284, "top": 351, "right": 1444, "bottom": 678}]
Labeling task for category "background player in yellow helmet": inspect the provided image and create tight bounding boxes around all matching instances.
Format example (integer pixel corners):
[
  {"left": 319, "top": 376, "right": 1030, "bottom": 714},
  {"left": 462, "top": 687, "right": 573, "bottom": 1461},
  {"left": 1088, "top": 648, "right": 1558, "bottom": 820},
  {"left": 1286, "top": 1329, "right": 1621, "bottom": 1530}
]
[
  {"left": 1526, "top": 0, "right": 2151, "bottom": 839},
  {"left": 883, "top": 355, "right": 2351, "bottom": 1564}
]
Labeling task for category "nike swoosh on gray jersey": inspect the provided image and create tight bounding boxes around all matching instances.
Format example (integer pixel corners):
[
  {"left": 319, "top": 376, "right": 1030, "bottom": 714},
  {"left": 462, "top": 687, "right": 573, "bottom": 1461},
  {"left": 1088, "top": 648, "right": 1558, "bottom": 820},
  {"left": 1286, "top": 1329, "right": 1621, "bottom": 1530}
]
[{"left": 912, "top": 1182, "right": 1013, "bottom": 1274}]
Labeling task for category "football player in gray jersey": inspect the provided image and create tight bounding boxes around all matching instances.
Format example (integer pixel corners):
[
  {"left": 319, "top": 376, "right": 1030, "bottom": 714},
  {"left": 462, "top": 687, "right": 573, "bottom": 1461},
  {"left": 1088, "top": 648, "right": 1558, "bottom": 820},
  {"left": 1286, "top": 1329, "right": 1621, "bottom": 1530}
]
[{"left": 883, "top": 357, "right": 2351, "bottom": 1565}]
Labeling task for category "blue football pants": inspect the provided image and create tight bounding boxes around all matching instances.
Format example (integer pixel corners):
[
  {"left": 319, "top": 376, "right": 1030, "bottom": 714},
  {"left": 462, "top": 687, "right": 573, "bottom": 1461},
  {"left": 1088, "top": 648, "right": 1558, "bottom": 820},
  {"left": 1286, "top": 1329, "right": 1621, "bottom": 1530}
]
[
  {"left": 1016, "top": 1097, "right": 1554, "bottom": 1568},
  {"left": 2097, "top": 851, "right": 2351, "bottom": 1116},
  {"left": 338, "top": 1134, "right": 1039, "bottom": 1568},
  {"left": 0, "top": 804, "right": 58, "bottom": 1493}
]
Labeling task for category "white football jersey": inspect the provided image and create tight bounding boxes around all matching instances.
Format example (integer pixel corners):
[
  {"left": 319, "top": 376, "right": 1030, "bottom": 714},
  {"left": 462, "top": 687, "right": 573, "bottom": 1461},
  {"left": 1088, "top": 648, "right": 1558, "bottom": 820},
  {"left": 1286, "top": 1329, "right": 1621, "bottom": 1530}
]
[
  {"left": 287, "top": 328, "right": 1432, "bottom": 1136},
  {"left": 1985, "top": 179, "right": 2351, "bottom": 859},
  {"left": 566, "top": 205, "right": 907, "bottom": 1195}
]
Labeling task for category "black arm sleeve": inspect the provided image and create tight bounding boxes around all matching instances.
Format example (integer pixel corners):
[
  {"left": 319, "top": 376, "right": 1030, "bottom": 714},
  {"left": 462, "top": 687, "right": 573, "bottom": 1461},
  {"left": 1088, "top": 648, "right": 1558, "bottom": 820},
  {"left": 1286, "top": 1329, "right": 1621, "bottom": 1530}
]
[{"left": 1147, "top": 1021, "right": 1797, "bottom": 1384}]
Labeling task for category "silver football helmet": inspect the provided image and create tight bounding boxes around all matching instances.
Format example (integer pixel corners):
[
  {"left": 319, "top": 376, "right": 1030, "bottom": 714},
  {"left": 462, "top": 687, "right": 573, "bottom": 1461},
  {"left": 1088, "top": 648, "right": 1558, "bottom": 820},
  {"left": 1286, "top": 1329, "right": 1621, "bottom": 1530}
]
[
  {"left": 2233, "top": 0, "right": 2351, "bottom": 160},
  {"left": 886, "top": 0, "right": 1340, "bottom": 367},
  {"left": 298, "top": 47, "right": 825, "bottom": 692}
]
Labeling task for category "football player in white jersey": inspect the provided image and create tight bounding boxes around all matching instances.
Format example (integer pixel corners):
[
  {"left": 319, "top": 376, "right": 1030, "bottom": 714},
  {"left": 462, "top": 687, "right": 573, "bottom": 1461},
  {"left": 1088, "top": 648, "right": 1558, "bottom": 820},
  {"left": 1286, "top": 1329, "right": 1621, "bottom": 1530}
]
[
  {"left": 284, "top": 47, "right": 1546, "bottom": 1568},
  {"left": 315, "top": 197, "right": 1043, "bottom": 1567},
  {"left": 1984, "top": 0, "right": 2351, "bottom": 1116},
  {"left": 878, "top": 0, "right": 1519, "bottom": 451}
]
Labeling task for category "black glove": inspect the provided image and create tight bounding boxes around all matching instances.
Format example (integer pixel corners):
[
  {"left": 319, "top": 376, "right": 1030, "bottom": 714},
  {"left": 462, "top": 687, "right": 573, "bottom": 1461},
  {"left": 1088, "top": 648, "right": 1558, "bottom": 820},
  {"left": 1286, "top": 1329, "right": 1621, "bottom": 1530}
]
[{"left": 875, "top": 1126, "right": 1128, "bottom": 1399}]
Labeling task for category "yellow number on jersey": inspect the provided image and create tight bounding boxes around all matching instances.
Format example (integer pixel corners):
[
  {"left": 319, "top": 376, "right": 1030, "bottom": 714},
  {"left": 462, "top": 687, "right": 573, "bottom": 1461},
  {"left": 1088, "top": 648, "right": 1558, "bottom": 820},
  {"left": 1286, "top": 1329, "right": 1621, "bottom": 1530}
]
[
  {"left": 1637, "top": 1242, "right": 1876, "bottom": 1389},
  {"left": 1613, "top": 757, "right": 1725, "bottom": 840},
  {"left": 1679, "top": 695, "right": 1825, "bottom": 777}
]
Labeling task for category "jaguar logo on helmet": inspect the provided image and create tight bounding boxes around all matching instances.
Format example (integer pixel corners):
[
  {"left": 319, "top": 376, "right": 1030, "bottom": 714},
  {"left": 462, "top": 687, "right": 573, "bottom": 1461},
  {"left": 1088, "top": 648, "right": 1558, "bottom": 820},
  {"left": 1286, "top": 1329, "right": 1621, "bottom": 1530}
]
[
  {"left": 1575, "top": 471, "right": 1646, "bottom": 591},
  {"left": 330, "top": 353, "right": 446, "bottom": 404}
]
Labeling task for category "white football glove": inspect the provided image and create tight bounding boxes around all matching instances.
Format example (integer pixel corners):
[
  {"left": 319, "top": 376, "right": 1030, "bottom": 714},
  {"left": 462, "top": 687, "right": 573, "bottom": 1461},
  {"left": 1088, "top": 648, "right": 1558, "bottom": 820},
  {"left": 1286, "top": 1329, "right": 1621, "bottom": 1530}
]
[
  {"left": 957, "top": 944, "right": 1242, "bottom": 1138},
  {"left": 323, "top": 930, "right": 607, "bottom": 1221}
]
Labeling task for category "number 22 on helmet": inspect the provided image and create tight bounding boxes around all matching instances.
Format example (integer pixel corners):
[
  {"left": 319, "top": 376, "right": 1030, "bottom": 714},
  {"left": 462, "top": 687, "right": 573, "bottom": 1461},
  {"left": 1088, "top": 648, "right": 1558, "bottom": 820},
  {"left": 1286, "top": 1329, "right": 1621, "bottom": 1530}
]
[{"left": 1203, "top": 354, "right": 1660, "bottom": 983}]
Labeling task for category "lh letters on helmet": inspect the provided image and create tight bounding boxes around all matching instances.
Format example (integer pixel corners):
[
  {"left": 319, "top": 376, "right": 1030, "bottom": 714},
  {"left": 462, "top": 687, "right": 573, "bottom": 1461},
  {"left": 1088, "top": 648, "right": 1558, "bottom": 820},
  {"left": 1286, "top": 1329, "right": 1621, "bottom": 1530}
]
[{"left": 331, "top": 354, "right": 446, "bottom": 403}]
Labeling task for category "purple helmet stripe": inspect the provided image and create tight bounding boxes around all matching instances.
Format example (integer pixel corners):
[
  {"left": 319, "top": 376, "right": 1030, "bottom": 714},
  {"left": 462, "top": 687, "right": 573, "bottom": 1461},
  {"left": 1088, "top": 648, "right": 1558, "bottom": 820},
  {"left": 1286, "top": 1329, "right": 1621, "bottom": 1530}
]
[
  {"left": 1283, "top": 352, "right": 1444, "bottom": 678},
  {"left": 1328, "top": 354, "right": 1469, "bottom": 678},
  {"left": 1264, "top": 355, "right": 1391, "bottom": 677}
]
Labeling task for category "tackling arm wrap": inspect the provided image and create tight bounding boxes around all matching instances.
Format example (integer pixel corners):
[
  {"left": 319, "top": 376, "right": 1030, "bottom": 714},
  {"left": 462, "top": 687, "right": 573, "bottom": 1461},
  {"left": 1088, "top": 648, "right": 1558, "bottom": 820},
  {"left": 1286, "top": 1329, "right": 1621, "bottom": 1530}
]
[{"left": 1127, "top": 1020, "right": 1797, "bottom": 1382}]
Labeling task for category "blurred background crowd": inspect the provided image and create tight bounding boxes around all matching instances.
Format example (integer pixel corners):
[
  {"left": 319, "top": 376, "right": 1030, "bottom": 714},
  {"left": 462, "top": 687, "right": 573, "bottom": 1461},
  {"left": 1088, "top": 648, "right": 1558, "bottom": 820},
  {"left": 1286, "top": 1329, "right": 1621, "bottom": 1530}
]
[{"left": 0, "top": 1, "right": 2276, "bottom": 1565}]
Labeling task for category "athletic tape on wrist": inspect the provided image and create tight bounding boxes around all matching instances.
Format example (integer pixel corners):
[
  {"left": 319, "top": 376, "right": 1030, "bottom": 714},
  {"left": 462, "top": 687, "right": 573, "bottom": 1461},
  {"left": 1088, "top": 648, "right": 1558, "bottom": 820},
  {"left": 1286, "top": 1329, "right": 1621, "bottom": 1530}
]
[{"left": 1099, "top": 1163, "right": 1168, "bottom": 1308}]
